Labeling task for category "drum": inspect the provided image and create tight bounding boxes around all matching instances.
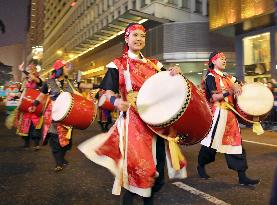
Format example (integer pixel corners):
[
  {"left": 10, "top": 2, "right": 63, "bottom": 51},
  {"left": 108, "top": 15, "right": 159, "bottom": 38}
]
[
  {"left": 6, "top": 100, "right": 19, "bottom": 112},
  {"left": 136, "top": 71, "right": 212, "bottom": 145},
  {"left": 235, "top": 82, "right": 274, "bottom": 123},
  {"left": 98, "top": 94, "right": 115, "bottom": 111},
  {"left": 52, "top": 92, "right": 96, "bottom": 129},
  {"left": 18, "top": 88, "right": 44, "bottom": 116}
]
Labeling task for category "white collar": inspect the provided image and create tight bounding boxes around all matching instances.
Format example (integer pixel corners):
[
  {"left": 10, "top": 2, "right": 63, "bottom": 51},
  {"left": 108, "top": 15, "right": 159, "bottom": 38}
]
[
  {"left": 214, "top": 68, "right": 226, "bottom": 77},
  {"left": 128, "top": 50, "right": 147, "bottom": 63}
]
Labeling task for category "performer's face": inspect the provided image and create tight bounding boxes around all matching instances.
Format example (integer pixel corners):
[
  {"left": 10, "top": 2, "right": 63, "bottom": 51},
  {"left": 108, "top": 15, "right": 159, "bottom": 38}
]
[
  {"left": 125, "top": 29, "right": 146, "bottom": 54},
  {"left": 212, "top": 54, "right": 226, "bottom": 70}
]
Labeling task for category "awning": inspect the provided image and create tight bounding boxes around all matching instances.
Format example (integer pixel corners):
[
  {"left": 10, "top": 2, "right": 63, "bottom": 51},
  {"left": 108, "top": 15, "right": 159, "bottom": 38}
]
[
  {"left": 68, "top": 9, "right": 170, "bottom": 60},
  {"left": 41, "top": 10, "right": 170, "bottom": 77}
]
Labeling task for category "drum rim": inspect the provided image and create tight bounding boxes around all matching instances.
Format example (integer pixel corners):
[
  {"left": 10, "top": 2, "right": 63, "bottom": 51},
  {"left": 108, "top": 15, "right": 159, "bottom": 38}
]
[
  {"left": 237, "top": 82, "right": 274, "bottom": 116},
  {"left": 145, "top": 75, "right": 192, "bottom": 128},
  {"left": 53, "top": 92, "right": 73, "bottom": 122}
]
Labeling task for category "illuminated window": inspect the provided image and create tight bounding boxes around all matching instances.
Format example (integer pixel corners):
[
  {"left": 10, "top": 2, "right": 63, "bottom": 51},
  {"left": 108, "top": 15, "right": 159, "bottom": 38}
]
[{"left": 243, "top": 32, "right": 271, "bottom": 75}]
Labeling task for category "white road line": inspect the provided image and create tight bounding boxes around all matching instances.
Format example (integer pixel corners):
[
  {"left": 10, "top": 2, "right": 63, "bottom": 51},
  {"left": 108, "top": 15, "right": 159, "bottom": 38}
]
[
  {"left": 242, "top": 140, "right": 277, "bottom": 147},
  {"left": 172, "top": 182, "right": 231, "bottom": 205}
]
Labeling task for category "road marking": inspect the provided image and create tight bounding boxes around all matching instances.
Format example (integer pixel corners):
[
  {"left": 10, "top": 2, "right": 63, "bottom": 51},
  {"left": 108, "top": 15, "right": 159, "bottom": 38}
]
[
  {"left": 172, "top": 182, "right": 231, "bottom": 205},
  {"left": 243, "top": 140, "right": 277, "bottom": 147}
]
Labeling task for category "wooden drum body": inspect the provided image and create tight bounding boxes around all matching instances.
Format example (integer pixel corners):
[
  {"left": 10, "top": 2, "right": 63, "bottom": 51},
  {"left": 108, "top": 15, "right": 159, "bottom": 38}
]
[
  {"left": 52, "top": 92, "right": 96, "bottom": 129},
  {"left": 136, "top": 71, "right": 212, "bottom": 145},
  {"left": 98, "top": 94, "right": 115, "bottom": 111},
  {"left": 18, "top": 88, "right": 44, "bottom": 116}
]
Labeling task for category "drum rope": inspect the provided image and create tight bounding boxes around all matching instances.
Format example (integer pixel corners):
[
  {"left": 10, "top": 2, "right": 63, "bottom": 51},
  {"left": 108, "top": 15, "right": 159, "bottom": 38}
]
[
  {"left": 147, "top": 125, "right": 185, "bottom": 171},
  {"left": 220, "top": 102, "right": 264, "bottom": 135},
  {"left": 36, "top": 96, "right": 50, "bottom": 129}
]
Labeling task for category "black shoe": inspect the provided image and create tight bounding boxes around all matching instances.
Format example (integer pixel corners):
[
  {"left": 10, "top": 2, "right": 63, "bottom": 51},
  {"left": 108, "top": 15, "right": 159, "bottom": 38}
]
[
  {"left": 197, "top": 165, "right": 210, "bottom": 179},
  {"left": 239, "top": 177, "right": 260, "bottom": 186}
]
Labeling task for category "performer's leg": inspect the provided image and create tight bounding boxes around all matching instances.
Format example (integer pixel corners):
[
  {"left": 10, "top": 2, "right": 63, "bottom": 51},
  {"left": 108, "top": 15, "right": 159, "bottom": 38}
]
[
  {"left": 143, "top": 194, "right": 154, "bottom": 205},
  {"left": 104, "top": 112, "right": 112, "bottom": 131},
  {"left": 98, "top": 121, "right": 105, "bottom": 132},
  {"left": 29, "top": 122, "right": 41, "bottom": 150},
  {"left": 49, "top": 133, "right": 63, "bottom": 171},
  {"left": 224, "top": 147, "right": 260, "bottom": 185},
  {"left": 22, "top": 135, "right": 30, "bottom": 148},
  {"left": 121, "top": 189, "right": 135, "bottom": 205},
  {"left": 270, "top": 165, "right": 277, "bottom": 205},
  {"left": 152, "top": 137, "right": 165, "bottom": 192},
  {"left": 62, "top": 138, "right": 72, "bottom": 165},
  {"left": 197, "top": 145, "right": 216, "bottom": 179}
]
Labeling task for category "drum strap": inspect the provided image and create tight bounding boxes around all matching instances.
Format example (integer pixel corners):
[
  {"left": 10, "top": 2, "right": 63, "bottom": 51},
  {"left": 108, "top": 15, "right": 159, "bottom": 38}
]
[
  {"left": 36, "top": 96, "right": 50, "bottom": 129},
  {"left": 147, "top": 59, "right": 161, "bottom": 72},
  {"left": 220, "top": 101, "right": 264, "bottom": 135},
  {"left": 147, "top": 125, "right": 185, "bottom": 171},
  {"left": 66, "top": 79, "right": 82, "bottom": 96}
]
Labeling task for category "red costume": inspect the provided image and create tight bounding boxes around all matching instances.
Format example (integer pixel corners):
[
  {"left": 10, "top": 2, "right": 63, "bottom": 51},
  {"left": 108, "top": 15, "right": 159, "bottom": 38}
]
[
  {"left": 79, "top": 50, "right": 187, "bottom": 197},
  {"left": 201, "top": 68, "right": 242, "bottom": 154}
]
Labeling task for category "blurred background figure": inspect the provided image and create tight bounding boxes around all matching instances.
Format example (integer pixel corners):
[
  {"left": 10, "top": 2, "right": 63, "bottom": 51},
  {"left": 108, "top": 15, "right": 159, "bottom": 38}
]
[{"left": 95, "top": 89, "right": 113, "bottom": 132}]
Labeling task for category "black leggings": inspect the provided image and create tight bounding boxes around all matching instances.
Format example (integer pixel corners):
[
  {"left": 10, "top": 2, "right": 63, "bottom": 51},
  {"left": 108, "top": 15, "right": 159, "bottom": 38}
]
[
  {"left": 23, "top": 122, "right": 41, "bottom": 146},
  {"left": 48, "top": 133, "right": 72, "bottom": 166},
  {"left": 198, "top": 145, "right": 248, "bottom": 172}
]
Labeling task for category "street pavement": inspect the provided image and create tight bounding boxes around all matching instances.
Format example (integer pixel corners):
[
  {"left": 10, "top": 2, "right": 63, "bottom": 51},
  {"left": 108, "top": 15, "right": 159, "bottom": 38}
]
[{"left": 0, "top": 104, "right": 276, "bottom": 205}]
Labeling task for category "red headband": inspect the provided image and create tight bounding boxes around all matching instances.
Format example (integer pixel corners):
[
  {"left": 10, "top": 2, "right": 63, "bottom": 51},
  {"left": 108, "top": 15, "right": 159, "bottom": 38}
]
[
  {"left": 53, "top": 59, "right": 66, "bottom": 70},
  {"left": 211, "top": 52, "right": 225, "bottom": 62},
  {"left": 124, "top": 24, "right": 145, "bottom": 38}
]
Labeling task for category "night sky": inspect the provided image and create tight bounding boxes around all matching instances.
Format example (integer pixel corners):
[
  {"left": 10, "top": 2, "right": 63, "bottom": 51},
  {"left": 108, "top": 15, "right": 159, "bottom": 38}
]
[{"left": 0, "top": 0, "right": 29, "bottom": 46}]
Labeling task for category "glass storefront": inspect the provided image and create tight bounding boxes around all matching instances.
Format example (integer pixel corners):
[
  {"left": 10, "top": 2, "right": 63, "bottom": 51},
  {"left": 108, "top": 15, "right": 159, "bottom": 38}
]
[{"left": 243, "top": 32, "right": 271, "bottom": 83}]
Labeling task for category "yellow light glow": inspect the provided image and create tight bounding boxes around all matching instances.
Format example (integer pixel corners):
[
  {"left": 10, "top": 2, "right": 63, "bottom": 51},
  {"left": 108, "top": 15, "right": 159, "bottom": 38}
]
[
  {"left": 81, "top": 66, "right": 105, "bottom": 76},
  {"left": 41, "top": 19, "right": 149, "bottom": 77},
  {"left": 209, "top": 0, "right": 274, "bottom": 30},
  {"left": 66, "top": 19, "right": 148, "bottom": 63},
  {"left": 56, "top": 50, "right": 63, "bottom": 55}
]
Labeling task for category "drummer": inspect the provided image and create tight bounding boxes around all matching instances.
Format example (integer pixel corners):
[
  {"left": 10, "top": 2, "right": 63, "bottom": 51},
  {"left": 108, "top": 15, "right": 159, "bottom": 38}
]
[
  {"left": 78, "top": 23, "right": 187, "bottom": 205},
  {"left": 29, "top": 60, "right": 73, "bottom": 172},
  {"left": 197, "top": 50, "right": 260, "bottom": 186},
  {"left": 95, "top": 89, "right": 113, "bottom": 132},
  {"left": 16, "top": 61, "right": 43, "bottom": 150}
]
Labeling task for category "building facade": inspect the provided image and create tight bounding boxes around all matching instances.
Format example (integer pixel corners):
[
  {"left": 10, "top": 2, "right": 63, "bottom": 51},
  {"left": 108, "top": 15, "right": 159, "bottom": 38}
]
[
  {"left": 25, "top": 0, "right": 45, "bottom": 66},
  {"left": 42, "top": 0, "right": 234, "bottom": 85},
  {"left": 209, "top": 0, "right": 276, "bottom": 83}
]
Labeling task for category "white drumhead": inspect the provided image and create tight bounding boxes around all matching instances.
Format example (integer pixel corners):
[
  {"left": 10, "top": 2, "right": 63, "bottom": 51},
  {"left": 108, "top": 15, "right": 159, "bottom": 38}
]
[
  {"left": 98, "top": 94, "right": 107, "bottom": 107},
  {"left": 136, "top": 71, "right": 189, "bottom": 126},
  {"left": 52, "top": 92, "right": 72, "bottom": 121},
  {"left": 237, "top": 83, "right": 274, "bottom": 116}
]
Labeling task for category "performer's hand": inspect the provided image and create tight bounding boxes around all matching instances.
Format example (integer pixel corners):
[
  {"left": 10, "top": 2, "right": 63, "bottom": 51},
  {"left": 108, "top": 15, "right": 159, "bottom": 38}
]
[
  {"left": 28, "top": 73, "right": 37, "bottom": 81},
  {"left": 233, "top": 83, "right": 242, "bottom": 96},
  {"left": 18, "top": 62, "right": 24, "bottom": 71},
  {"left": 114, "top": 98, "right": 130, "bottom": 112},
  {"left": 28, "top": 106, "right": 36, "bottom": 113},
  {"left": 168, "top": 65, "right": 182, "bottom": 76}
]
